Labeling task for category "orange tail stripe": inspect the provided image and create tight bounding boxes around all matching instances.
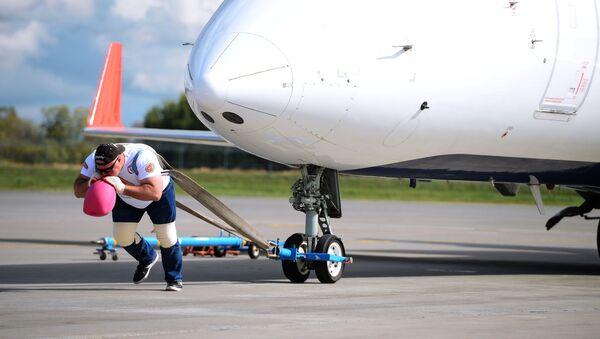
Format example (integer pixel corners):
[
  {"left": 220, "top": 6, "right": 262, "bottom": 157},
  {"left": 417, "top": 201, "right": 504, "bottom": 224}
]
[{"left": 88, "top": 42, "right": 123, "bottom": 128}]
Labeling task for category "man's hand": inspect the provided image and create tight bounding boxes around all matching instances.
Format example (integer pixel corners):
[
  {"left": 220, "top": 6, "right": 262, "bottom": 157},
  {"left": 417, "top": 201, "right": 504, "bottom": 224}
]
[
  {"left": 87, "top": 173, "right": 102, "bottom": 187},
  {"left": 103, "top": 176, "right": 125, "bottom": 194}
]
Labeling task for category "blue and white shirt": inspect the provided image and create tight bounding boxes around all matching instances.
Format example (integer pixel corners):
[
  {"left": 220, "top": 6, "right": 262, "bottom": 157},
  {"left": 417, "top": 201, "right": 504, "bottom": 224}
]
[{"left": 80, "top": 143, "right": 170, "bottom": 209}]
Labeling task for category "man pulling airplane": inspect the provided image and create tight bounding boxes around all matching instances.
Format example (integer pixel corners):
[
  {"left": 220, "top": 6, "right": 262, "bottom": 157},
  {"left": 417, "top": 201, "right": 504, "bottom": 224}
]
[{"left": 74, "top": 143, "right": 183, "bottom": 291}]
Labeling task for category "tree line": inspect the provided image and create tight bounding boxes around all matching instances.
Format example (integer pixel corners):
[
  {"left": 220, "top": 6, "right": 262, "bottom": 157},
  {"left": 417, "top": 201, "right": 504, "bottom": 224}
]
[
  {"left": 0, "top": 94, "right": 284, "bottom": 170},
  {"left": 0, "top": 105, "right": 98, "bottom": 164}
]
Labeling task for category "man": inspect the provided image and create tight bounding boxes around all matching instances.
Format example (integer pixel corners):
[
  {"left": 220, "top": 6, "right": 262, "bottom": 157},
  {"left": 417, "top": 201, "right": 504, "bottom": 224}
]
[{"left": 74, "top": 143, "right": 183, "bottom": 291}]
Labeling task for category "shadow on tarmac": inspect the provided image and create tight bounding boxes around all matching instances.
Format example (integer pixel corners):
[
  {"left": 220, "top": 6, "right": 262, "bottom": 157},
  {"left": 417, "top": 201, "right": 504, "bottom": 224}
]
[{"left": 1, "top": 240, "right": 599, "bottom": 286}]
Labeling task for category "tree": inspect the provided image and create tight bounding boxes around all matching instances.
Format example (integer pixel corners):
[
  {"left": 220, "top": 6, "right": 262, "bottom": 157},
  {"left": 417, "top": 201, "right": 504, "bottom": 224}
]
[
  {"left": 144, "top": 93, "right": 207, "bottom": 130},
  {"left": 41, "top": 105, "right": 88, "bottom": 144},
  {"left": 0, "top": 106, "right": 42, "bottom": 142},
  {"left": 42, "top": 105, "right": 72, "bottom": 142},
  {"left": 0, "top": 106, "right": 19, "bottom": 140}
]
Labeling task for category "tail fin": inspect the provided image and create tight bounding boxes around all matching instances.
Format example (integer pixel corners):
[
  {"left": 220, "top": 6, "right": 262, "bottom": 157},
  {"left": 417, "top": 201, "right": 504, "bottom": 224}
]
[{"left": 88, "top": 42, "right": 123, "bottom": 128}]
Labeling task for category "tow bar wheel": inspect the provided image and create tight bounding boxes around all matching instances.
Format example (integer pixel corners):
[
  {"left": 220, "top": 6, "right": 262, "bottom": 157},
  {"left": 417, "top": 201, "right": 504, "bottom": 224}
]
[
  {"left": 314, "top": 234, "right": 346, "bottom": 283},
  {"left": 248, "top": 242, "right": 260, "bottom": 259},
  {"left": 282, "top": 233, "right": 310, "bottom": 283}
]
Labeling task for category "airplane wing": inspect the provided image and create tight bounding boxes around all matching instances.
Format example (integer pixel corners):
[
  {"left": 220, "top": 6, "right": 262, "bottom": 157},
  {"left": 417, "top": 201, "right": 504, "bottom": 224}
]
[
  {"left": 83, "top": 42, "right": 232, "bottom": 147},
  {"left": 84, "top": 126, "right": 231, "bottom": 146}
]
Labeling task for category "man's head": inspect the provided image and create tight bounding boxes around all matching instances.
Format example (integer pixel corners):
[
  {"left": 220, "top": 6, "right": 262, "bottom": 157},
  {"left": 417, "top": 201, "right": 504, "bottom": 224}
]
[{"left": 94, "top": 143, "right": 125, "bottom": 176}]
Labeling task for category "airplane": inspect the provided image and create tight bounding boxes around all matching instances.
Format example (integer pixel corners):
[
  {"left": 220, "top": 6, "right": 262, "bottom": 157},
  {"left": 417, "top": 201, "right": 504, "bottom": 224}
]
[{"left": 84, "top": 0, "right": 600, "bottom": 283}]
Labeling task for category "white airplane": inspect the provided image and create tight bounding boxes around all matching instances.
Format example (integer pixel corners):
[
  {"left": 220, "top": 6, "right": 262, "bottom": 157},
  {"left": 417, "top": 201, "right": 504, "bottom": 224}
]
[{"left": 85, "top": 0, "right": 600, "bottom": 283}]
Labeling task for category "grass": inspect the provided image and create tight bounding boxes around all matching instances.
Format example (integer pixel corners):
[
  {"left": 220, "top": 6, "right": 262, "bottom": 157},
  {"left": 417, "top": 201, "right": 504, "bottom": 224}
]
[{"left": 0, "top": 162, "right": 581, "bottom": 206}]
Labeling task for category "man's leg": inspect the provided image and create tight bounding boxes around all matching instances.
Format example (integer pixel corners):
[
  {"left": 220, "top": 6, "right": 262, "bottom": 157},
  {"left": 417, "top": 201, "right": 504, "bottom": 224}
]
[
  {"left": 113, "top": 196, "right": 158, "bottom": 283},
  {"left": 147, "top": 180, "right": 183, "bottom": 290},
  {"left": 114, "top": 223, "right": 151, "bottom": 261},
  {"left": 154, "top": 222, "right": 183, "bottom": 283}
]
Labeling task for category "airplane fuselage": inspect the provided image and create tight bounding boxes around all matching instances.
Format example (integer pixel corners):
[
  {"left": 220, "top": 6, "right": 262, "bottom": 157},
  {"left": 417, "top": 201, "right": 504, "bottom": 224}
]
[{"left": 185, "top": 0, "right": 600, "bottom": 186}]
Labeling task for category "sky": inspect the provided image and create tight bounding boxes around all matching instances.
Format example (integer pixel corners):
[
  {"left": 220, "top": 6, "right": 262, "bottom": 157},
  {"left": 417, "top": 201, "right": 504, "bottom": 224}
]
[{"left": 0, "top": 0, "right": 223, "bottom": 126}]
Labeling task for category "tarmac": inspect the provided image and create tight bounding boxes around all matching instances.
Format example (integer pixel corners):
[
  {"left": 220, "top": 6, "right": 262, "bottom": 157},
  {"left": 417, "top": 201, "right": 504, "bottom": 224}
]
[{"left": 1, "top": 191, "right": 599, "bottom": 338}]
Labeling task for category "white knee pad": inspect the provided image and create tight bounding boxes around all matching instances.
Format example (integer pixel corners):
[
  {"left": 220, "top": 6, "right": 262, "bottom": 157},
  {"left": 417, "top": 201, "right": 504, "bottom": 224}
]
[
  {"left": 113, "top": 222, "right": 139, "bottom": 246},
  {"left": 154, "top": 222, "right": 178, "bottom": 248}
]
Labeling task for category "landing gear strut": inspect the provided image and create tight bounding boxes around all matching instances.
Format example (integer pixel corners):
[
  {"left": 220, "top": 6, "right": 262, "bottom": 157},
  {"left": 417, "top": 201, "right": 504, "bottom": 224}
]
[
  {"left": 546, "top": 191, "right": 600, "bottom": 259},
  {"left": 281, "top": 165, "right": 347, "bottom": 283}
]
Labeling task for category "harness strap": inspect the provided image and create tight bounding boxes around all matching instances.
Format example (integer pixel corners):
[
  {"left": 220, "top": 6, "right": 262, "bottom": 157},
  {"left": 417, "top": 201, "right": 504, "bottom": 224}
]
[
  {"left": 175, "top": 201, "right": 238, "bottom": 235},
  {"left": 156, "top": 153, "right": 269, "bottom": 250}
]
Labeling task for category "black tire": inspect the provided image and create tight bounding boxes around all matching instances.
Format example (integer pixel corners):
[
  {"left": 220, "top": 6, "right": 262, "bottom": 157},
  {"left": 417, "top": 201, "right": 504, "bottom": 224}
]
[
  {"left": 248, "top": 243, "right": 260, "bottom": 259},
  {"left": 213, "top": 247, "right": 226, "bottom": 257},
  {"left": 282, "top": 233, "right": 310, "bottom": 283},
  {"left": 99, "top": 251, "right": 107, "bottom": 261},
  {"left": 314, "top": 234, "right": 345, "bottom": 283},
  {"left": 111, "top": 253, "right": 119, "bottom": 261}
]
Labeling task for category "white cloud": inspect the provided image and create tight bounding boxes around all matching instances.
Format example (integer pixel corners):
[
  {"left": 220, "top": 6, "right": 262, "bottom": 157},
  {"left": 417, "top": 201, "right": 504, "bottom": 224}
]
[
  {"left": 114, "top": 0, "right": 223, "bottom": 94},
  {"left": 0, "top": 64, "right": 93, "bottom": 104},
  {"left": 111, "top": 0, "right": 167, "bottom": 21},
  {"left": 0, "top": 0, "right": 94, "bottom": 20},
  {"left": 174, "top": 0, "right": 223, "bottom": 40},
  {"left": 110, "top": 0, "right": 221, "bottom": 38},
  {"left": 0, "top": 21, "right": 47, "bottom": 69},
  {"left": 129, "top": 48, "right": 189, "bottom": 93},
  {"left": 2, "top": 0, "right": 223, "bottom": 124},
  {"left": 43, "top": 0, "right": 94, "bottom": 18},
  {"left": 0, "top": 1, "right": 37, "bottom": 17}
]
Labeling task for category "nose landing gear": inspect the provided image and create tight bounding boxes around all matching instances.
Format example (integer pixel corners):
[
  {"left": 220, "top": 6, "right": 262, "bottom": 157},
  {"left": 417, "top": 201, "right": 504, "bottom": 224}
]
[{"left": 279, "top": 165, "right": 349, "bottom": 283}]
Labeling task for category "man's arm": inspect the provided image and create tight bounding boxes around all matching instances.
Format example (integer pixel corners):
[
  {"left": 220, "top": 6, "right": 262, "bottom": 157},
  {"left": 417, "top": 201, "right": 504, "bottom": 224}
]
[
  {"left": 73, "top": 174, "right": 91, "bottom": 198},
  {"left": 121, "top": 175, "right": 163, "bottom": 201}
]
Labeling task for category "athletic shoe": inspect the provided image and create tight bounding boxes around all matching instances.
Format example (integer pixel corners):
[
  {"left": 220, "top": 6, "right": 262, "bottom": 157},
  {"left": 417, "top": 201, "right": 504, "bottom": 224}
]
[
  {"left": 133, "top": 252, "right": 159, "bottom": 284},
  {"left": 165, "top": 280, "right": 183, "bottom": 292}
]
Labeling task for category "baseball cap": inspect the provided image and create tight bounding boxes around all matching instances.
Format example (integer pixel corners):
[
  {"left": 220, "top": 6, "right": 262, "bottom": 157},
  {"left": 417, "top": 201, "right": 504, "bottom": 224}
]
[{"left": 94, "top": 143, "right": 125, "bottom": 166}]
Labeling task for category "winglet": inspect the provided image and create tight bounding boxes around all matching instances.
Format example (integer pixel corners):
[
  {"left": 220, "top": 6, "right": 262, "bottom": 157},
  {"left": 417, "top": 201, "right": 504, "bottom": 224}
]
[{"left": 88, "top": 42, "right": 123, "bottom": 128}]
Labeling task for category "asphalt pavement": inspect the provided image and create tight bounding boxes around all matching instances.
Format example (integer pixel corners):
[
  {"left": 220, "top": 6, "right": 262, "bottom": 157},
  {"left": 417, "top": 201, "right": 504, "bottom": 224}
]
[{"left": 1, "top": 192, "right": 599, "bottom": 338}]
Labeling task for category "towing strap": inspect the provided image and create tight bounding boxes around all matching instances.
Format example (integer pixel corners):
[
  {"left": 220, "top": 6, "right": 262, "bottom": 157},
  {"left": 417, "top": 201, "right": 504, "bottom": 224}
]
[
  {"left": 164, "top": 169, "right": 270, "bottom": 250},
  {"left": 175, "top": 201, "right": 237, "bottom": 235}
]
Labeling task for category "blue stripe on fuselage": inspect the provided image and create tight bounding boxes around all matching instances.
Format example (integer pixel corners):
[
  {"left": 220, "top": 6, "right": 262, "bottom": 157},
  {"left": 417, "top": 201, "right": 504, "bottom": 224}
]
[{"left": 343, "top": 154, "right": 600, "bottom": 188}]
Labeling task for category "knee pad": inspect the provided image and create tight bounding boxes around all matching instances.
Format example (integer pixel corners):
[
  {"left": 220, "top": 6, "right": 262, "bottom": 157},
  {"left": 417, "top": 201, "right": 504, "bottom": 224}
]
[
  {"left": 154, "top": 222, "right": 178, "bottom": 248},
  {"left": 113, "top": 222, "right": 139, "bottom": 246}
]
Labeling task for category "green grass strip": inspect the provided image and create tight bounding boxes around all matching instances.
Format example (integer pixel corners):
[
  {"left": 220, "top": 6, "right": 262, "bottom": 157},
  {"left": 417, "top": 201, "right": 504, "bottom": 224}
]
[{"left": 0, "top": 163, "right": 581, "bottom": 205}]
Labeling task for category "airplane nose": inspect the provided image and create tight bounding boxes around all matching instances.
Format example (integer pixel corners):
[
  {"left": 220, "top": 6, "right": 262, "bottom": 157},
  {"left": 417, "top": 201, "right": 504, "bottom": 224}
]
[{"left": 187, "top": 33, "right": 293, "bottom": 131}]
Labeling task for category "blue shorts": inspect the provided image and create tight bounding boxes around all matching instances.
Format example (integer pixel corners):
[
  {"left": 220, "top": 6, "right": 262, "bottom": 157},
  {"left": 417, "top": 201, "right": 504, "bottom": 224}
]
[{"left": 112, "top": 181, "right": 176, "bottom": 224}]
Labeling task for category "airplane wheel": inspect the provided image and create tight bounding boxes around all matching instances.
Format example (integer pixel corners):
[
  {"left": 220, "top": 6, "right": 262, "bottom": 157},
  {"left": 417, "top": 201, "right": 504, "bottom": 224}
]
[
  {"left": 282, "top": 233, "right": 309, "bottom": 283},
  {"left": 248, "top": 243, "right": 260, "bottom": 259},
  {"left": 112, "top": 253, "right": 119, "bottom": 261},
  {"left": 314, "top": 234, "right": 345, "bottom": 283},
  {"left": 213, "top": 247, "right": 226, "bottom": 257},
  {"left": 99, "top": 251, "right": 107, "bottom": 261}
]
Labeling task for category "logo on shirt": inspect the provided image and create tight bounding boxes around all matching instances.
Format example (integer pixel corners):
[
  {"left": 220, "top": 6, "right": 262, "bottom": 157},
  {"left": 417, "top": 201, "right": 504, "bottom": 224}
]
[
  {"left": 127, "top": 166, "right": 134, "bottom": 174},
  {"left": 83, "top": 162, "right": 88, "bottom": 169},
  {"left": 145, "top": 163, "right": 154, "bottom": 173}
]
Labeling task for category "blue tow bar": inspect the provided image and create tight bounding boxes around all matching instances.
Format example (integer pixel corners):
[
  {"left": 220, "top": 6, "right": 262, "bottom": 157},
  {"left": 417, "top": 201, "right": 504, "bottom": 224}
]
[
  {"left": 94, "top": 236, "right": 352, "bottom": 264},
  {"left": 276, "top": 247, "right": 353, "bottom": 264},
  {"left": 145, "top": 236, "right": 244, "bottom": 248},
  {"left": 93, "top": 234, "right": 256, "bottom": 260}
]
